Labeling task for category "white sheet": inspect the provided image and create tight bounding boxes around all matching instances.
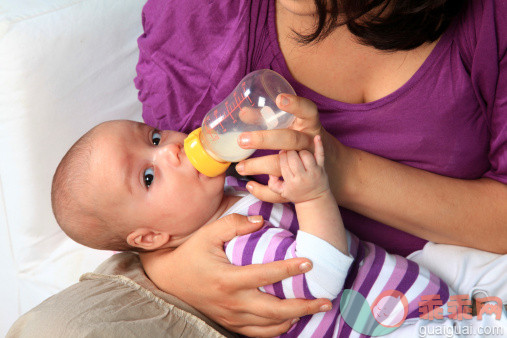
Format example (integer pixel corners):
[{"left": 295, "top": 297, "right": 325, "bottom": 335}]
[
  {"left": 408, "top": 242, "right": 507, "bottom": 305},
  {"left": 0, "top": 0, "right": 144, "bottom": 335}
]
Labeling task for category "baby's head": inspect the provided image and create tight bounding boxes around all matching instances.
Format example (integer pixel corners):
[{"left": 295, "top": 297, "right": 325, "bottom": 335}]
[{"left": 51, "top": 120, "right": 226, "bottom": 252}]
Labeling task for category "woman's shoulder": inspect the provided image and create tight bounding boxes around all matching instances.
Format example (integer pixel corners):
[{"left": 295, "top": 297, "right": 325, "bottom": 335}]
[
  {"left": 139, "top": 0, "right": 262, "bottom": 49},
  {"left": 136, "top": 0, "right": 270, "bottom": 131},
  {"left": 451, "top": 0, "right": 506, "bottom": 68},
  {"left": 451, "top": 0, "right": 507, "bottom": 184}
]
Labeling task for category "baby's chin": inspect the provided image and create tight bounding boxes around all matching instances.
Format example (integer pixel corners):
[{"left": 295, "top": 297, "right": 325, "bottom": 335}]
[
  {"left": 202, "top": 171, "right": 227, "bottom": 182},
  {"left": 201, "top": 172, "right": 227, "bottom": 199}
]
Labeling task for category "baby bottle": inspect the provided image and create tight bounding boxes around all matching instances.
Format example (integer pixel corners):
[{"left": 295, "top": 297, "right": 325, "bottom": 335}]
[{"left": 184, "top": 69, "right": 296, "bottom": 177}]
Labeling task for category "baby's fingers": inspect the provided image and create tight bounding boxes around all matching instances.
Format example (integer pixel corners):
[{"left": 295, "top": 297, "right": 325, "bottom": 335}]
[
  {"left": 268, "top": 175, "right": 284, "bottom": 195},
  {"left": 287, "top": 150, "right": 305, "bottom": 175},
  {"left": 299, "top": 150, "right": 317, "bottom": 171},
  {"left": 246, "top": 181, "right": 289, "bottom": 204},
  {"left": 314, "top": 135, "right": 325, "bottom": 167},
  {"left": 279, "top": 150, "right": 293, "bottom": 180}
]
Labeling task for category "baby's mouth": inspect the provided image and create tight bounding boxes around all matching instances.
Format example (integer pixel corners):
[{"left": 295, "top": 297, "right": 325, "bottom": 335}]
[{"left": 181, "top": 148, "right": 201, "bottom": 179}]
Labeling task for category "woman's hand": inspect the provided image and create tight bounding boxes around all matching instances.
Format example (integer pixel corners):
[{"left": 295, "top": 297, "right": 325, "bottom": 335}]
[
  {"left": 140, "top": 214, "right": 332, "bottom": 337},
  {"left": 236, "top": 94, "right": 349, "bottom": 203}
]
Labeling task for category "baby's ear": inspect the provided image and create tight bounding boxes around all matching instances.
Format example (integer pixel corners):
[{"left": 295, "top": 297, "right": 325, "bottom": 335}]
[{"left": 126, "top": 228, "right": 171, "bottom": 250}]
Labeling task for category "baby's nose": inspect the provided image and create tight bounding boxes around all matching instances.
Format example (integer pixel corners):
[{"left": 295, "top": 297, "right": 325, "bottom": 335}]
[{"left": 157, "top": 143, "right": 181, "bottom": 166}]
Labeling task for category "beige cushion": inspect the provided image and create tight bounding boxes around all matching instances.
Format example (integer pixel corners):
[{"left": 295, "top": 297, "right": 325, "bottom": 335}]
[{"left": 7, "top": 252, "right": 237, "bottom": 338}]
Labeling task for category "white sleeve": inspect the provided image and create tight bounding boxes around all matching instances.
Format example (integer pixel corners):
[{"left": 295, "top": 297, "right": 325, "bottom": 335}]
[{"left": 295, "top": 230, "right": 354, "bottom": 300}]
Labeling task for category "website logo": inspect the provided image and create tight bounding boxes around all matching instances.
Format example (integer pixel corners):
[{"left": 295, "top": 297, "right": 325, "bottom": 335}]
[
  {"left": 340, "top": 289, "right": 408, "bottom": 336},
  {"left": 340, "top": 290, "right": 505, "bottom": 336}
]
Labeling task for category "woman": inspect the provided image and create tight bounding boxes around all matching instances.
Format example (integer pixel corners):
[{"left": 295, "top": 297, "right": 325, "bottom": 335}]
[{"left": 135, "top": 0, "right": 506, "bottom": 336}]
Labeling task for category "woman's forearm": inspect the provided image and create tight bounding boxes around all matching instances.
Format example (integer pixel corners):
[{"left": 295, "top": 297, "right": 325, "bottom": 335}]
[
  {"left": 235, "top": 93, "right": 506, "bottom": 254},
  {"left": 332, "top": 138, "right": 507, "bottom": 254}
]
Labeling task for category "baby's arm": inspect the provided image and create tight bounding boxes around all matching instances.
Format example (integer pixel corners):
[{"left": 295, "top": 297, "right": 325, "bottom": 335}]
[
  {"left": 268, "top": 135, "right": 348, "bottom": 255},
  {"left": 264, "top": 136, "right": 353, "bottom": 299}
]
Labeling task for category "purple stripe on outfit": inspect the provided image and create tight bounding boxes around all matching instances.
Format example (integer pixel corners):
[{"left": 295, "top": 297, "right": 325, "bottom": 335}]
[
  {"left": 241, "top": 225, "right": 269, "bottom": 266},
  {"left": 291, "top": 271, "right": 305, "bottom": 298},
  {"left": 314, "top": 302, "right": 340, "bottom": 337},
  {"left": 225, "top": 176, "right": 235, "bottom": 186},
  {"left": 280, "top": 203, "right": 296, "bottom": 231},
  {"left": 234, "top": 177, "right": 248, "bottom": 189},
  {"left": 231, "top": 234, "right": 250, "bottom": 266},
  {"left": 380, "top": 254, "right": 408, "bottom": 293},
  {"left": 337, "top": 316, "right": 353, "bottom": 338},
  {"left": 394, "top": 258, "right": 419, "bottom": 295},
  {"left": 357, "top": 243, "right": 387, "bottom": 296},
  {"left": 323, "top": 314, "right": 338, "bottom": 338},
  {"left": 262, "top": 230, "right": 293, "bottom": 264},
  {"left": 406, "top": 271, "right": 440, "bottom": 319},
  {"left": 259, "top": 201, "right": 274, "bottom": 221},
  {"left": 340, "top": 242, "right": 385, "bottom": 338},
  {"left": 285, "top": 323, "right": 299, "bottom": 336},
  {"left": 407, "top": 277, "right": 450, "bottom": 319},
  {"left": 287, "top": 240, "right": 306, "bottom": 299},
  {"left": 225, "top": 177, "right": 248, "bottom": 190},
  {"left": 343, "top": 241, "right": 365, "bottom": 290},
  {"left": 289, "top": 212, "right": 298, "bottom": 234},
  {"left": 272, "top": 236, "right": 296, "bottom": 299},
  {"left": 302, "top": 274, "right": 315, "bottom": 300},
  {"left": 287, "top": 313, "right": 312, "bottom": 337},
  {"left": 261, "top": 230, "right": 293, "bottom": 295},
  {"left": 248, "top": 200, "right": 263, "bottom": 216}
]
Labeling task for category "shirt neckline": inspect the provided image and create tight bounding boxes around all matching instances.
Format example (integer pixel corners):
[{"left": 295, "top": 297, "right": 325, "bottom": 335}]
[{"left": 267, "top": 1, "right": 456, "bottom": 112}]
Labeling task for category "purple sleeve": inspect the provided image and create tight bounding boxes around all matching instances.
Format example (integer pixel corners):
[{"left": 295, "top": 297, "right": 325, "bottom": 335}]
[
  {"left": 135, "top": 0, "right": 254, "bottom": 133},
  {"left": 456, "top": 0, "right": 507, "bottom": 183},
  {"left": 485, "top": 1, "right": 507, "bottom": 183}
]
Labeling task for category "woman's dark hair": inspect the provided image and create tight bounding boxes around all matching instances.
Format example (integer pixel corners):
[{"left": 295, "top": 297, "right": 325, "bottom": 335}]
[{"left": 297, "top": 0, "right": 465, "bottom": 50}]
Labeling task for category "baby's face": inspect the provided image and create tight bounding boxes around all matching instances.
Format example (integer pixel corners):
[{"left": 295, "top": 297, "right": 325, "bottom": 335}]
[{"left": 88, "top": 120, "right": 226, "bottom": 239}]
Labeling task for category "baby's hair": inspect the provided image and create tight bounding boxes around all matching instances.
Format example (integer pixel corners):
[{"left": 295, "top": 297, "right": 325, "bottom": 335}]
[{"left": 51, "top": 123, "right": 137, "bottom": 252}]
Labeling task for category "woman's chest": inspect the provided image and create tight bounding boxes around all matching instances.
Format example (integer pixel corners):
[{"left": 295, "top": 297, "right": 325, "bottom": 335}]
[
  {"left": 315, "top": 62, "right": 491, "bottom": 180},
  {"left": 274, "top": 23, "right": 490, "bottom": 179},
  {"left": 278, "top": 28, "right": 438, "bottom": 105}
]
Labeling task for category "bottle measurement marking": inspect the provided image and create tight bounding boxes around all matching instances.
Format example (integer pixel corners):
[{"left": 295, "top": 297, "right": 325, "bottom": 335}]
[
  {"left": 198, "top": 70, "right": 295, "bottom": 164},
  {"left": 211, "top": 82, "right": 253, "bottom": 133}
]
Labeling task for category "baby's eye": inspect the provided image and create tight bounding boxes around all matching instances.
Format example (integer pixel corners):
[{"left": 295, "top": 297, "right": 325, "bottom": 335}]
[
  {"left": 151, "top": 131, "right": 161, "bottom": 145},
  {"left": 143, "top": 168, "right": 155, "bottom": 188}
]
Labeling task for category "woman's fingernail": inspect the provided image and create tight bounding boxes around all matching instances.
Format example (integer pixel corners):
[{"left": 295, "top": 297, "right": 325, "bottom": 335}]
[
  {"left": 278, "top": 94, "right": 290, "bottom": 106},
  {"left": 290, "top": 318, "right": 299, "bottom": 325},
  {"left": 247, "top": 215, "right": 263, "bottom": 223},
  {"left": 246, "top": 182, "right": 253, "bottom": 191},
  {"left": 320, "top": 304, "right": 332, "bottom": 312},
  {"left": 299, "top": 262, "right": 312, "bottom": 273},
  {"left": 238, "top": 134, "right": 250, "bottom": 147},
  {"left": 236, "top": 163, "right": 244, "bottom": 173}
]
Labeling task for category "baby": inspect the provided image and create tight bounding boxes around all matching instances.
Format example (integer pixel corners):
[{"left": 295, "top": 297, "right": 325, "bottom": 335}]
[{"left": 52, "top": 119, "right": 453, "bottom": 337}]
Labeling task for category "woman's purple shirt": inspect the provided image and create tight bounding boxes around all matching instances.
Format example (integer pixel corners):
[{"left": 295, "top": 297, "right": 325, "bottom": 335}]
[{"left": 135, "top": 0, "right": 506, "bottom": 256}]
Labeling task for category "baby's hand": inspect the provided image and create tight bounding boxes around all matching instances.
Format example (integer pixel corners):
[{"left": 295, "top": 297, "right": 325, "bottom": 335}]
[{"left": 268, "top": 135, "right": 329, "bottom": 204}]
